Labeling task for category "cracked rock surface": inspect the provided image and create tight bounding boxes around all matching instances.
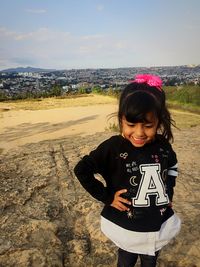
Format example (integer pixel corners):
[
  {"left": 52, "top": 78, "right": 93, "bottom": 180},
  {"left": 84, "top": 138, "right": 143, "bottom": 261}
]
[{"left": 0, "top": 127, "right": 200, "bottom": 267}]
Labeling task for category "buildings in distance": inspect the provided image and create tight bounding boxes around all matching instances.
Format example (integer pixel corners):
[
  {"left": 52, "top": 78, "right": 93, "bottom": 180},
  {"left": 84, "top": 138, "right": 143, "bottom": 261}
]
[{"left": 0, "top": 65, "right": 200, "bottom": 99}]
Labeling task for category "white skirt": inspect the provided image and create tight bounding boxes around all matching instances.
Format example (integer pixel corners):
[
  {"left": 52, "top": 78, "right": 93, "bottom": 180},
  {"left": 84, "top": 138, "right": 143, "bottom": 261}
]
[{"left": 101, "top": 213, "right": 181, "bottom": 256}]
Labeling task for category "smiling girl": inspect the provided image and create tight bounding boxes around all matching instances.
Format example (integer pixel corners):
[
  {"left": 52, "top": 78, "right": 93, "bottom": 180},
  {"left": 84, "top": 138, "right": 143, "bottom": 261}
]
[{"left": 74, "top": 74, "right": 181, "bottom": 267}]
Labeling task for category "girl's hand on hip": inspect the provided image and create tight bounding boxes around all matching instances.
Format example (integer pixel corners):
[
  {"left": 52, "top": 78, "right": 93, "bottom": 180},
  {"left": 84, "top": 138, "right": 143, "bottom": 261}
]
[
  {"left": 111, "top": 189, "right": 131, "bottom": 211},
  {"left": 168, "top": 201, "right": 173, "bottom": 208}
]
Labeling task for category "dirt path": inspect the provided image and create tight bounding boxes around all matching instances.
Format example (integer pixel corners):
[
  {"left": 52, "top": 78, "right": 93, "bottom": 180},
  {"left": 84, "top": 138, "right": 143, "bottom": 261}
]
[
  {"left": 0, "top": 104, "right": 117, "bottom": 152},
  {"left": 0, "top": 101, "right": 200, "bottom": 154}
]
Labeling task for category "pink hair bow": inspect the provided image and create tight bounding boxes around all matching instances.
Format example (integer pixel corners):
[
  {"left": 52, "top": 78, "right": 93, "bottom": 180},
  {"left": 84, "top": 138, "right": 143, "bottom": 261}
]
[{"left": 130, "top": 74, "right": 162, "bottom": 91}]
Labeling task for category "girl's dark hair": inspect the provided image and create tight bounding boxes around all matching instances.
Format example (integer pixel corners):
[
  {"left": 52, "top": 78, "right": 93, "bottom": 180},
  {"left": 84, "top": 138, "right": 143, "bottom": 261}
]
[{"left": 118, "top": 82, "right": 175, "bottom": 142}]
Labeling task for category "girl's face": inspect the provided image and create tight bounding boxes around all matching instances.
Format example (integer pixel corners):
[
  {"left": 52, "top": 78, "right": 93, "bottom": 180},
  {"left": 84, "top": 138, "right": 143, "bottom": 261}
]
[{"left": 121, "top": 112, "right": 158, "bottom": 148}]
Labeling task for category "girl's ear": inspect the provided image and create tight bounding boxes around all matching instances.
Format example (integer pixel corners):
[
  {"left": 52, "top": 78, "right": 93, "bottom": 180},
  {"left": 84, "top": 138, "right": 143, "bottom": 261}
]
[{"left": 156, "top": 121, "right": 163, "bottom": 134}]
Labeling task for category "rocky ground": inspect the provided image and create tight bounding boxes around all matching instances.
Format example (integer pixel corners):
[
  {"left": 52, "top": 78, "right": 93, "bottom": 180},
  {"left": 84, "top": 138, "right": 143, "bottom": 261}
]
[{"left": 0, "top": 125, "right": 200, "bottom": 267}]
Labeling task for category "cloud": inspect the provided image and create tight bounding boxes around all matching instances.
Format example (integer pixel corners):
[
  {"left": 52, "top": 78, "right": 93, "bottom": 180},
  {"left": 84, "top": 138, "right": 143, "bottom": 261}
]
[
  {"left": 0, "top": 27, "right": 158, "bottom": 69},
  {"left": 0, "top": 27, "right": 19, "bottom": 39},
  {"left": 0, "top": 27, "right": 133, "bottom": 69},
  {"left": 14, "top": 28, "right": 71, "bottom": 42},
  {"left": 25, "top": 8, "right": 47, "bottom": 14},
  {"left": 0, "top": 25, "right": 199, "bottom": 70},
  {"left": 96, "top": 4, "right": 104, "bottom": 12},
  {"left": 81, "top": 34, "right": 105, "bottom": 40}
]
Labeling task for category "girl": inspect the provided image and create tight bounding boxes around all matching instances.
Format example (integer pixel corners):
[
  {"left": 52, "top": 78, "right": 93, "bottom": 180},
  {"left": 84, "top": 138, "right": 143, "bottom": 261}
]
[{"left": 74, "top": 74, "right": 181, "bottom": 267}]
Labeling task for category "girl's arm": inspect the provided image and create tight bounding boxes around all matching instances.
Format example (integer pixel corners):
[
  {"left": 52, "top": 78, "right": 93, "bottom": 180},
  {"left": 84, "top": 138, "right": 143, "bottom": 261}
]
[
  {"left": 166, "top": 144, "right": 178, "bottom": 202},
  {"left": 74, "top": 137, "right": 131, "bottom": 209},
  {"left": 74, "top": 158, "right": 131, "bottom": 210},
  {"left": 166, "top": 163, "right": 178, "bottom": 202},
  {"left": 74, "top": 155, "right": 113, "bottom": 204}
]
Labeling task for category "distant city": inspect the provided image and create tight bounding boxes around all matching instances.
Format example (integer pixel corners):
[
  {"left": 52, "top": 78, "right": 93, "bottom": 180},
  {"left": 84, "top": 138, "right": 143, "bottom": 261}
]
[{"left": 0, "top": 65, "right": 200, "bottom": 99}]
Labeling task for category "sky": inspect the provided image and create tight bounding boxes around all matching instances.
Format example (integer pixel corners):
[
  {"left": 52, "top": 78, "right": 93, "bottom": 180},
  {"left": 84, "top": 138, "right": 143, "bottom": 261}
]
[{"left": 0, "top": 0, "right": 200, "bottom": 70}]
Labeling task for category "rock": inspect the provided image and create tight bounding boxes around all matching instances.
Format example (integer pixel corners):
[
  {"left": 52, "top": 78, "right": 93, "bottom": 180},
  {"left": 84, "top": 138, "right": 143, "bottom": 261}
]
[{"left": 0, "top": 127, "right": 200, "bottom": 267}]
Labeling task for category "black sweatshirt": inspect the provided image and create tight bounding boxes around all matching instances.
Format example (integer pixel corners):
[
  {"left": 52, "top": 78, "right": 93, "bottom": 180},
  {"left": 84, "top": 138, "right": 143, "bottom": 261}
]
[{"left": 74, "top": 134, "right": 178, "bottom": 232}]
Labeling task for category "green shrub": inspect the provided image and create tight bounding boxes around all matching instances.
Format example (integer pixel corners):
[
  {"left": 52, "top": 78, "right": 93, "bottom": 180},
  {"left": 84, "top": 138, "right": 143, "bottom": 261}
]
[
  {"left": 164, "top": 85, "right": 200, "bottom": 106},
  {"left": 91, "top": 86, "right": 102, "bottom": 93}
]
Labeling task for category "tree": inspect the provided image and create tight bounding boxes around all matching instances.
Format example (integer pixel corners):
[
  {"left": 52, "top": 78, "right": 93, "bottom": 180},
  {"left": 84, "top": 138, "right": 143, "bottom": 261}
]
[
  {"left": 49, "top": 85, "right": 62, "bottom": 96},
  {"left": 91, "top": 86, "right": 102, "bottom": 93},
  {"left": 0, "top": 90, "right": 8, "bottom": 101}
]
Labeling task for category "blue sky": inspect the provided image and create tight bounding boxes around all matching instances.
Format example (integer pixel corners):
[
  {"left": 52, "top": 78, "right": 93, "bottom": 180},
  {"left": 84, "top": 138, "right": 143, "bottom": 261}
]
[{"left": 0, "top": 0, "right": 199, "bottom": 70}]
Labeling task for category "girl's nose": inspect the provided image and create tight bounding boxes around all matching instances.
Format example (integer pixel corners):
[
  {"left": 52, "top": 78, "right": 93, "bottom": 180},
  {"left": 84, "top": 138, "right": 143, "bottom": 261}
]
[{"left": 135, "top": 124, "right": 145, "bottom": 137}]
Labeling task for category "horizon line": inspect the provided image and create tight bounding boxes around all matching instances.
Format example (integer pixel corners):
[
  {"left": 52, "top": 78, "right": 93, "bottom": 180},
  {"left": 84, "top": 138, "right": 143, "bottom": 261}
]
[{"left": 1, "top": 63, "right": 200, "bottom": 72}]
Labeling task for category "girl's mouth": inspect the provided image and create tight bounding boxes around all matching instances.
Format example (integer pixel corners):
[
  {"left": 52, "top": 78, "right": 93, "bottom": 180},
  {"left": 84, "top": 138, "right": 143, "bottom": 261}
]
[{"left": 132, "top": 137, "right": 146, "bottom": 145}]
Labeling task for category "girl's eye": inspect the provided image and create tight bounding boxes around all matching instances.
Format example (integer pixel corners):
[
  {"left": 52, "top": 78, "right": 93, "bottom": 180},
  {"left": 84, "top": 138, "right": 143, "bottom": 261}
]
[{"left": 145, "top": 124, "right": 153, "bottom": 128}]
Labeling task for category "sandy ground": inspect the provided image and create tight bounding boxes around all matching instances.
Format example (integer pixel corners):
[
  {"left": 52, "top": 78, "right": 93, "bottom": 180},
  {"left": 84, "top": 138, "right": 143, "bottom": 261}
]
[
  {"left": 0, "top": 104, "right": 117, "bottom": 152},
  {"left": 0, "top": 96, "right": 200, "bottom": 266},
  {"left": 1, "top": 94, "right": 200, "bottom": 153}
]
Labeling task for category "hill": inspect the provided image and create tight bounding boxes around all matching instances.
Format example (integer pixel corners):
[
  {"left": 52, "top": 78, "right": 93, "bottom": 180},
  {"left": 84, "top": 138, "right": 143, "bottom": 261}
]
[{"left": 0, "top": 66, "right": 57, "bottom": 73}]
